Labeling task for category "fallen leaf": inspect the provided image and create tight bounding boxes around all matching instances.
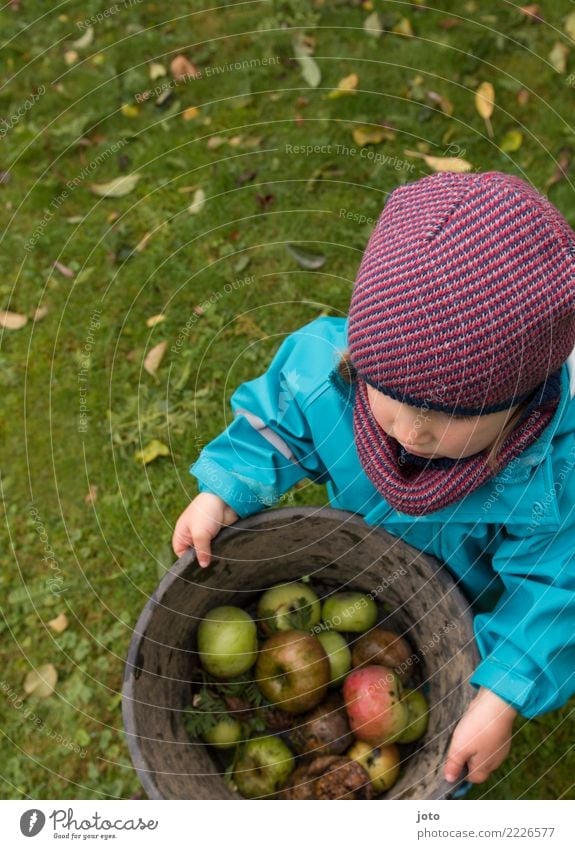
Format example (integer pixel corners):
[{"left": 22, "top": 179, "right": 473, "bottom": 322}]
[
  {"left": 327, "top": 73, "right": 359, "bottom": 99},
  {"left": 32, "top": 304, "right": 49, "bottom": 322},
  {"left": 188, "top": 188, "right": 206, "bottom": 215},
  {"left": 23, "top": 664, "right": 57, "bottom": 699},
  {"left": 228, "top": 135, "right": 243, "bottom": 147},
  {"left": 121, "top": 103, "right": 140, "bottom": 118},
  {"left": 64, "top": 50, "right": 79, "bottom": 66},
  {"left": 146, "top": 313, "right": 166, "bottom": 327},
  {"left": 404, "top": 150, "right": 473, "bottom": 172},
  {"left": 545, "top": 147, "right": 572, "bottom": 189},
  {"left": 566, "top": 11, "right": 575, "bottom": 41},
  {"left": 72, "top": 26, "right": 94, "bottom": 49},
  {"left": 439, "top": 17, "right": 460, "bottom": 29},
  {"left": 236, "top": 170, "right": 257, "bottom": 186},
  {"left": 517, "top": 88, "right": 530, "bottom": 105},
  {"left": 84, "top": 484, "right": 98, "bottom": 505},
  {"left": 53, "top": 260, "right": 75, "bottom": 278},
  {"left": 287, "top": 244, "right": 326, "bottom": 270},
  {"left": 135, "top": 231, "right": 153, "bottom": 252},
  {"left": 256, "top": 193, "right": 275, "bottom": 210},
  {"left": 207, "top": 136, "right": 225, "bottom": 150},
  {"left": 0, "top": 310, "right": 28, "bottom": 329},
  {"left": 234, "top": 255, "right": 251, "bottom": 273},
  {"left": 135, "top": 439, "right": 170, "bottom": 465},
  {"left": 499, "top": 130, "right": 523, "bottom": 153},
  {"left": 170, "top": 55, "right": 200, "bottom": 81},
  {"left": 549, "top": 42, "right": 569, "bottom": 73},
  {"left": 426, "top": 90, "right": 454, "bottom": 115},
  {"left": 520, "top": 4, "right": 543, "bottom": 22},
  {"left": 90, "top": 174, "right": 140, "bottom": 197},
  {"left": 364, "top": 11, "right": 382, "bottom": 38},
  {"left": 475, "top": 81, "right": 495, "bottom": 138},
  {"left": 47, "top": 613, "right": 68, "bottom": 634},
  {"left": 183, "top": 106, "right": 200, "bottom": 121},
  {"left": 144, "top": 340, "right": 167, "bottom": 376},
  {"left": 352, "top": 124, "right": 395, "bottom": 146},
  {"left": 149, "top": 62, "right": 167, "bottom": 80},
  {"left": 293, "top": 35, "right": 321, "bottom": 87},
  {"left": 393, "top": 17, "right": 413, "bottom": 37}
]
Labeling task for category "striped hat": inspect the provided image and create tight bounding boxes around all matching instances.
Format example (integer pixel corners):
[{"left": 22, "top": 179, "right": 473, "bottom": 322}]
[{"left": 348, "top": 170, "right": 575, "bottom": 514}]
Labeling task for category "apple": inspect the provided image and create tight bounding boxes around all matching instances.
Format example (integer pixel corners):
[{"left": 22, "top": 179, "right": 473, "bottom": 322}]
[
  {"left": 256, "top": 629, "right": 331, "bottom": 714},
  {"left": 202, "top": 717, "right": 243, "bottom": 749},
  {"left": 347, "top": 740, "right": 401, "bottom": 793},
  {"left": 233, "top": 735, "right": 295, "bottom": 798},
  {"left": 395, "top": 688, "right": 429, "bottom": 743},
  {"left": 317, "top": 631, "right": 352, "bottom": 685},
  {"left": 197, "top": 606, "right": 257, "bottom": 679},
  {"left": 343, "top": 665, "right": 407, "bottom": 745},
  {"left": 351, "top": 628, "right": 413, "bottom": 682},
  {"left": 257, "top": 582, "right": 321, "bottom": 636},
  {"left": 321, "top": 592, "right": 378, "bottom": 633}
]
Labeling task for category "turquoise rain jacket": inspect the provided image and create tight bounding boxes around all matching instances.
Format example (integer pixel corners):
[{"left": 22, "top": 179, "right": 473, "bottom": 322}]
[{"left": 190, "top": 317, "right": 575, "bottom": 718}]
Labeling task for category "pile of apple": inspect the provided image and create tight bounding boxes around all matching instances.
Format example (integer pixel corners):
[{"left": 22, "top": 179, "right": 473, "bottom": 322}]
[{"left": 189, "top": 581, "right": 429, "bottom": 799}]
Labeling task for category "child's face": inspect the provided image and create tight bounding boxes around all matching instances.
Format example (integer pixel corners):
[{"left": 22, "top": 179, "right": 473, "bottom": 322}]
[{"left": 366, "top": 385, "right": 518, "bottom": 460}]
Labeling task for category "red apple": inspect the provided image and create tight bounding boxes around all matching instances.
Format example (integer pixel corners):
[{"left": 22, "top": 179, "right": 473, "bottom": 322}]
[
  {"left": 256, "top": 629, "right": 331, "bottom": 714},
  {"left": 343, "top": 665, "right": 407, "bottom": 745},
  {"left": 351, "top": 628, "right": 413, "bottom": 682}
]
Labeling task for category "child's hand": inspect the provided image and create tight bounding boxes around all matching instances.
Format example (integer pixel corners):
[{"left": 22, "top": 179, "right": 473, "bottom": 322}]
[
  {"left": 172, "top": 493, "right": 240, "bottom": 567},
  {"left": 444, "top": 687, "right": 517, "bottom": 784}
]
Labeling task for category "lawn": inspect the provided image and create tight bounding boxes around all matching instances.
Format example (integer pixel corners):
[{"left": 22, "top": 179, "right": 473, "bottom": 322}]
[{"left": 1, "top": 0, "right": 574, "bottom": 799}]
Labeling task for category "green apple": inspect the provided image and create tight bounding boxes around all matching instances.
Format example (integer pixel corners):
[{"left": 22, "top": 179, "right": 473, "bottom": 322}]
[
  {"left": 317, "top": 631, "right": 352, "bottom": 685},
  {"left": 257, "top": 582, "right": 321, "bottom": 636},
  {"left": 321, "top": 592, "right": 378, "bottom": 633},
  {"left": 234, "top": 736, "right": 295, "bottom": 798},
  {"left": 347, "top": 740, "right": 401, "bottom": 793},
  {"left": 197, "top": 606, "right": 257, "bottom": 679},
  {"left": 202, "top": 717, "right": 243, "bottom": 749},
  {"left": 255, "top": 629, "right": 330, "bottom": 713},
  {"left": 395, "top": 689, "right": 429, "bottom": 743}
]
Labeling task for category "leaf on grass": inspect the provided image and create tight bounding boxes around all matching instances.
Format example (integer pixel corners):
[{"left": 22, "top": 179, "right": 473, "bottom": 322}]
[
  {"left": 90, "top": 174, "right": 140, "bottom": 198},
  {"left": 364, "top": 12, "right": 382, "bottom": 38},
  {"left": 545, "top": 147, "right": 572, "bottom": 189},
  {"left": 64, "top": 50, "right": 79, "bottom": 66},
  {"left": 121, "top": 103, "right": 140, "bottom": 118},
  {"left": 327, "top": 73, "right": 359, "bottom": 99},
  {"left": 499, "top": 130, "right": 523, "bottom": 153},
  {"left": 393, "top": 17, "right": 414, "bottom": 37},
  {"left": 149, "top": 62, "right": 167, "bottom": 80},
  {"left": 549, "top": 42, "right": 569, "bottom": 73},
  {"left": 352, "top": 124, "right": 395, "bottom": 146},
  {"left": 293, "top": 35, "right": 321, "bottom": 87},
  {"left": 146, "top": 313, "right": 166, "bottom": 327},
  {"left": 0, "top": 309, "right": 28, "bottom": 329},
  {"left": 188, "top": 187, "right": 206, "bottom": 215},
  {"left": 32, "top": 304, "right": 49, "bottom": 322},
  {"left": 287, "top": 244, "right": 326, "bottom": 270},
  {"left": 144, "top": 341, "right": 167, "bottom": 376},
  {"left": 426, "top": 90, "right": 454, "bottom": 115},
  {"left": 520, "top": 4, "right": 543, "bottom": 22},
  {"left": 566, "top": 11, "right": 575, "bottom": 41},
  {"left": 206, "top": 136, "right": 225, "bottom": 150},
  {"left": 24, "top": 664, "right": 57, "bottom": 699},
  {"left": 183, "top": 106, "right": 200, "bottom": 121},
  {"left": 53, "top": 260, "right": 75, "bottom": 278},
  {"left": 135, "top": 439, "right": 170, "bottom": 465},
  {"left": 47, "top": 613, "right": 68, "bottom": 634},
  {"left": 84, "top": 484, "right": 98, "bottom": 505},
  {"left": 404, "top": 150, "right": 473, "bottom": 172},
  {"left": 475, "top": 81, "right": 495, "bottom": 119},
  {"left": 233, "top": 255, "right": 251, "bottom": 273},
  {"left": 170, "top": 55, "right": 200, "bottom": 81},
  {"left": 72, "top": 26, "right": 94, "bottom": 49}
]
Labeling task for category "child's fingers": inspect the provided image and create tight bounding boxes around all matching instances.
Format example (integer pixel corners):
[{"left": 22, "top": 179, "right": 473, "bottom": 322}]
[
  {"left": 192, "top": 532, "right": 212, "bottom": 568},
  {"left": 444, "top": 748, "right": 467, "bottom": 783}
]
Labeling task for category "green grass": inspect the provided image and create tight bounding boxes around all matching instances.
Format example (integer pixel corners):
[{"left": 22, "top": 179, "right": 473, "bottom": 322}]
[{"left": 1, "top": 0, "right": 574, "bottom": 799}]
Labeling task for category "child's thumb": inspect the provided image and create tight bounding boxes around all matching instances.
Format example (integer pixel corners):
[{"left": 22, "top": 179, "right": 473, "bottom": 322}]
[
  {"left": 193, "top": 533, "right": 212, "bottom": 568},
  {"left": 444, "top": 750, "right": 466, "bottom": 783}
]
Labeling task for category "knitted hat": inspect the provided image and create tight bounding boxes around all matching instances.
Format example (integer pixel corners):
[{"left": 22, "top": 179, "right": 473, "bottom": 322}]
[{"left": 348, "top": 170, "right": 575, "bottom": 515}]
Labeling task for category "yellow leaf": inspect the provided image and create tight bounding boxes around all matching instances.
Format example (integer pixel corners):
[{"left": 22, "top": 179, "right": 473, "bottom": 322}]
[
  {"left": 565, "top": 11, "right": 575, "bottom": 41},
  {"left": 135, "top": 439, "right": 170, "bottom": 465},
  {"left": 90, "top": 174, "right": 140, "bottom": 198},
  {"left": 475, "top": 81, "right": 495, "bottom": 120},
  {"left": 149, "top": 62, "right": 167, "bottom": 81},
  {"left": 549, "top": 42, "right": 569, "bottom": 74},
  {"left": 0, "top": 309, "right": 28, "bottom": 329},
  {"left": 183, "top": 106, "right": 200, "bottom": 121},
  {"left": 64, "top": 50, "right": 79, "bottom": 66},
  {"left": 364, "top": 11, "right": 382, "bottom": 38},
  {"left": 393, "top": 17, "right": 414, "bottom": 37},
  {"left": 144, "top": 340, "right": 167, "bottom": 376},
  {"left": 327, "top": 73, "right": 359, "bottom": 98},
  {"left": 146, "top": 313, "right": 166, "bottom": 328},
  {"left": 424, "top": 155, "right": 472, "bottom": 172},
  {"left": 188, "top": 187, "right": 206, "bottom": 215},
  {"left": 499, "top": 130, "right": 523, "bottom": 153},
  {"left": 47, "top": 613, "right": 68, "bottom": 634},
  {"left": 352, "top": 124, "right": 395, "bottom": 146},
  {"left": 24, "top": 664, "right": 57, "bottom": 699},
  {"left": 121, "top": 104, "right": 140, "bottom": 118}
]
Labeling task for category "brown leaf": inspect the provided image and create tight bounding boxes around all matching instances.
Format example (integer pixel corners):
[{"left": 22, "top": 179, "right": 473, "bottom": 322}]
[
  {"left": 517, "top": 88, "right": 530, "bottom": 106},
  {"left": 146, "top": 313, "right": 166, "bottom": 328},
  {"left": 84, "top": 485, "right": 98, "bottom": 505},
  {"left": 545, "top": 147, "right": 572, "bottom": 189},
  {"left": 170, "top": 55, "right": 200, "bottom": 82},
  {"left": 47, "top": 613, "right": 69, "bottom": 634},
  {"left": 53, "top": 260, "right": 75, "bottom": 278},
  {"left": 426, "top": 90, "right": 454, "bottom": 115},
  {"left": 144, "top": 341, "right": 167, "bottom": 376},
  {"left": 32, "top": 304, "right": 49, "bottom": 322},
  {"left": 520, "top": 4, "right": 543, "bottom": 23},
  {"left": 0, "top": 309, "right": 28, "bottom": 330},
  {"left": 439, "top": 17, "right": 460, "bottom": 29},
  {"left": 23, "top": 664, "right": 57, "bottom": 699}
]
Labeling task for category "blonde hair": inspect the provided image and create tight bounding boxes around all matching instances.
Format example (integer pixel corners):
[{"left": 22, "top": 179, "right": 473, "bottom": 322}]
[{"left": 337, "top": 352, "right": 528, "bottom": 473}]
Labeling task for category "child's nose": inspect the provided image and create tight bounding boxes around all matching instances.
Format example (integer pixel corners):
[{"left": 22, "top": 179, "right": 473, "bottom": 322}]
[{"left": 392, "top": 406, "right": 431, "bottom": 445}]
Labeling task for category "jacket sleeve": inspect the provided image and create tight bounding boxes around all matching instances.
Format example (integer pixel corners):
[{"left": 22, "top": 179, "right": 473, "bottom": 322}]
[
  {"left": 189, "top": 324, "right": 332, "bottom": 518},
  {"left": 469, "top": 467, "right": 575, "bottom": 717}
]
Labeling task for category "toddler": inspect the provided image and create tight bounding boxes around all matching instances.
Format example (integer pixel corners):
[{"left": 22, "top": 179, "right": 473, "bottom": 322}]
[{"left": 173, "top": 171, "right": 575, "bottom": 788}]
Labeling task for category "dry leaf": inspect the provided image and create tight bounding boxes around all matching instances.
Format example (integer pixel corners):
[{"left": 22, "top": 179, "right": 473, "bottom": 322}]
[
  {"left": 549, "top": 42, "right": 569, "bottom": 73},
  {"left": 393, "top": 17, "right": 413, "bottom": 37},
  {"left": 23, "top": 664, "right": 57, "bottom": 699},
  {"left": 47, "top": 613, "right": 68, "bottom": 634},
  {"left": 426, "top": 90, "right": 454, "bottom": 115},
  {"left": 149, "top": 62, "right": 167, "bottom": 80},
  {"left": 520, "top": 4, "right": 543, "bottom": 22},
  {"left": 135, "top": 439, "right": 170, "bottom": 465},
  {"left": 183, "top": 106, "right": 200, "bottom": 121},
  {"left": 0, "top": 309, "right": 28, "bottom": 330},
  {"left": 32, "top": 304, "right": 49, "bottom": 322},
  {"left": 146, "top": 313, "right": 166, "bottom": 327},
  {"left": 545, "top": 147, "right": 572, "bottom": 189},
  {"left": 475, "top": 82, "right": 495, "bottom": 138},
  {"left": 144, "top": 341, "right": 167, "bottom": 376},
  {"left": 170, "top": 55, "right": 199, "bottom": 81},
  {"left": 566, "top": 11, "right": 575, "bottom": 41},
  {"left": 53, "top": 260, "right": 75, "bottom": 278},
  {"left": 188, "top": 187, "right": 206, "bottom": 215},
  {"left": 517, "top": 88, "right": 530, "bottom": 105},
  {"left": 352, "top": 124, "right": 395, "bottom": 146},
  {"left": 327, "top": 73, "right": 359, "bottom": 99},
  {"left": 364, "top": 11, "right": 382, "bottom": 38},
  {"left": 84, "top": 484, "right": 98, "bottom": 504},
  {"left": 207, "top": 136, "right": 225, "bottom": 150},
  {"left": 90, "top": 174, "right": 140, "bottom": 197},
  {"left": 72, "top": 26, "right": 94, "bottom": 49},
  {"left": 404, "top": 150, "right": 473, "bottom": 172},
  {"left": 64, "top": 50, "right": 79, "bottom": 66}
]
